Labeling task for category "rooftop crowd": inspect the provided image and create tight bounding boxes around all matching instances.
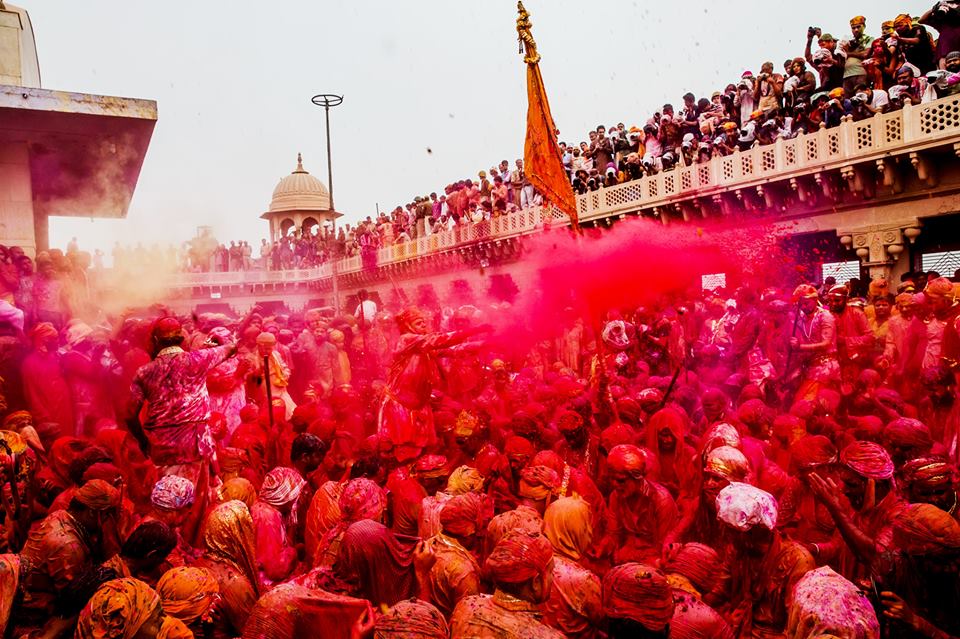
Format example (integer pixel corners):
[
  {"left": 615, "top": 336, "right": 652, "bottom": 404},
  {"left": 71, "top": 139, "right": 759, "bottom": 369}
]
[
  {"left": 3, "top": 208, "right": 960, "bottom": 639},
  {"left": 145, "top": 5, "right": 960, "bottom": 275}
]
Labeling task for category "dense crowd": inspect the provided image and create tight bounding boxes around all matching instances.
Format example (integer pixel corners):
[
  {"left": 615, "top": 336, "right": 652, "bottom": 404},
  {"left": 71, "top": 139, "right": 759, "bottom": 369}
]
[{"left": 3, "top": 220, "right": 960, "bottom": 639}]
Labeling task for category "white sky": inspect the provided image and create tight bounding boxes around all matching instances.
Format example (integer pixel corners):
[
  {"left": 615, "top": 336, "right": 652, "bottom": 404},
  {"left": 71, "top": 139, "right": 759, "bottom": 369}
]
[{"left": 31, "top": 0, "right": 916, "bottom": 254}]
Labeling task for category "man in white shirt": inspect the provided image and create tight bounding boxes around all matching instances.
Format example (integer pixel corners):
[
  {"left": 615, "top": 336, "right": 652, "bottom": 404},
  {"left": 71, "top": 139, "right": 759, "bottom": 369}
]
[{"left": 354, "top": 289, "right": 378, "bottom": 329}]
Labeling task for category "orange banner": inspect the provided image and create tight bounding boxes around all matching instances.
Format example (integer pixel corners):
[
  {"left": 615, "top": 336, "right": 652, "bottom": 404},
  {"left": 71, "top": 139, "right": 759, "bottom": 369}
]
[{"left": 524, "top": 63, "right": 579, "bottom": 229}]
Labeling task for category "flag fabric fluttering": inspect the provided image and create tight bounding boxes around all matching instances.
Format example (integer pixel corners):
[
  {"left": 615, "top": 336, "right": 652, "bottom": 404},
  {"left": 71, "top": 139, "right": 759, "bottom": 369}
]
[{"left": 516, "top": 2, "right": 579, "bottom": 230}]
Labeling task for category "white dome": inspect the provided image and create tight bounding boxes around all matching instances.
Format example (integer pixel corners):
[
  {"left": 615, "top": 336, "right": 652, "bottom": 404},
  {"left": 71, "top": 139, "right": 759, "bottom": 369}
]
[{"left": 267, "top": 154, "right": 331, "bottom": 213}]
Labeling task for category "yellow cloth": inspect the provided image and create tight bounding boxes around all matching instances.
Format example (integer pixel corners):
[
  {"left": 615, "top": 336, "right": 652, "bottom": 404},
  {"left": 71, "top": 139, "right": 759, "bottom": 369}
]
[
  {"left": 157, "top": 567, "right": 219, "bottom": 625},
  {"left": 76, "top": 578, "right": 161, "bottom": 639},
  {"left": 544, "top": 496, "right": 592, "bottom": 562},
  {"left": 202, "top": 501, "right": 260, "bottom": 597}
]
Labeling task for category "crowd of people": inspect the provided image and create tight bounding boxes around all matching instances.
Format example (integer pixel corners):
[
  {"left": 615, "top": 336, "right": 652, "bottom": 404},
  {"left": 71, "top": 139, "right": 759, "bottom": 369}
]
[
  {"left": 2, "top": 217, "right": 960, "bottom": 639},
  {"left": 161, "top": 6, "right": 960, "bottom": 274}
]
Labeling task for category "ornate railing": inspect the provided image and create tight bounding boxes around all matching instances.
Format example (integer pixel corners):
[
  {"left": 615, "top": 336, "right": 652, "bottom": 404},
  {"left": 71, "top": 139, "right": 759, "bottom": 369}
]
[{"left": 167, "top": 95, "right": 960, "bottom": 290}]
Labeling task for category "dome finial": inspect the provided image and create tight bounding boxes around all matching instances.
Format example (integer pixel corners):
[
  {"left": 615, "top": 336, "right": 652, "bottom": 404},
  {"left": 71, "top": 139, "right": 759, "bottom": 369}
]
[{"left": 294, "top": 153, "right": 306, "bottom": 174}]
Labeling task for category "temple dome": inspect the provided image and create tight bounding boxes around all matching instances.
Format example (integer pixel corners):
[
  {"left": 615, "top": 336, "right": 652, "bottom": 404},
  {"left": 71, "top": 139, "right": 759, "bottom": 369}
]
[{"left": 267, "top": 154, "right": 331, "bottom": 213}]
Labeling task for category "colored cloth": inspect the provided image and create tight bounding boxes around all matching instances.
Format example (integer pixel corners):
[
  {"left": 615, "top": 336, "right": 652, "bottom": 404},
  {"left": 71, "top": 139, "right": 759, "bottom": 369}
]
[
  {"left": 485, "top": 530, "right": 553, "bottom": 585},
  {"left": 219, "top": 477, "right": 257, "bottom": 509},
  {"left": 487, "top": 506, "right": 543, "bottom": 547},
  {"left": 602, "top": 563, "right": 675, "bottom": 631},
  {"left": 335, "top": 519, "right": 418, "bottom": 608},
  {"left": 786, "top": 566, "right": 879, "bottom": 639},
  {"left": 840, "top": 441, "right": 894, "bottom": 480},
  {"left": 542, "top": 497, "right": 602, "bottom": 638},
  {"left": 440, "top": 492, "right": 487, "bottom": 537},
  {"left": 892, "top": 502, "right": 960, "bottom": 555},
  {"left": 670, "top": 591, "right": 734, "bottom": 639},
  {"left": 251, "top": 499, "right": 298, "bottom": 583},
  {"left": 716, "top": 482, "right": 778, "bottom": 532},
  {"left": 0, "top": 554, "right": 20, "bottom": 637},
  {"left": 662, "top": 543, "right": 728, "bottom": 600},
  {"left": 129, "top": 345, "right": 232, "bottom": 466},
  {"left": 196, "top": 501, "right": 260, "bottom": 636},
  {"left": 259, "top": 466, "right": 307, "bottom": 507},
  {"left": 76, "top": 577, "right": 162, "bottom": 639},
  {"left": 451, "top": 592, "right": 565, "bottom": 639},
  {"left": 242, "top": 582, "right": 368, "bottom": 639},
  {"left": 152, "top": 475, "right": 196, "bottom": 510},
  {"left": 375, "top": 598, "right": 449, "bottom": 639},
  {"left": 21, "top": 349, "right": 75, "bottom": 434},
  {"left": 18, "top": 509, "right": 94, "bottom": 621},
  {"left": 446, "top": 465, "right": 484, "bottom": 495},
  {"left": 419, "top": 532, "right": 482, "bottom": 619},
  {"left": 157, "top": 567, "right": 219, "bottom": 626},
  {"left": 315, "top": 478, "right": 387, "bottom": 568},
  {"left": 305, "top": 480, "right": 345, "bottom": 564}
]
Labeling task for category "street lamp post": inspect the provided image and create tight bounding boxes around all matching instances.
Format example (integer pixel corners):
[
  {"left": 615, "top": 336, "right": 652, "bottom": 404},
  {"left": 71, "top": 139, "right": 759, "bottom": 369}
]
[{"left": 311, "top": 93, "right": 344, "bottom": 313}]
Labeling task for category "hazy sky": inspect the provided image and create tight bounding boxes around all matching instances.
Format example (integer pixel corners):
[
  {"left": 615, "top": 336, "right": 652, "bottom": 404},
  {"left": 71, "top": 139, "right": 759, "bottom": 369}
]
[{"left": 30, "top": 0, "right": 916, "bottom": 254}]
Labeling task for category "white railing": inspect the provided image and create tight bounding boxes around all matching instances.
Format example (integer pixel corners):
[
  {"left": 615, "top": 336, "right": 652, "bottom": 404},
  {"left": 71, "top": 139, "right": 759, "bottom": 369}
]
[{"left": 166, "top": 95, "right": 960, "bottom": 290}]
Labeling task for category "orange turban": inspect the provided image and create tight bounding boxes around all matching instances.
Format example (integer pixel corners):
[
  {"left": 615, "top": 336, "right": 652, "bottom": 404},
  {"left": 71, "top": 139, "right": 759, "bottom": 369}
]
[
  {"left": 606, "top": 444, "right": 655, "bottom": 479},
  {"left": 375, "top": 599, "right": 448, "bottom": 639},
  {"left": 219, "top": 478, "right": 257, "bottom": 508},
  {"left": 893, "top": 503, "right": 960, "bottom": 555},
  {"left": 76, "top": 578, "right": 161, "bottom": 639},
  {"left": 445, "top": 466, "right": 484, "bottom": 495},
  {"left": 662, "top": 543, "right": 726, "bottom": 597},
  {"left": 900, "top": 456, "right": 952, "bottom": 491},
  {"left": 484, "top": 530, "right": 553, "bottom": 584},
  {"left": 440, "top": 492, "right": 488, "bottom": 537},
  {"left": 841, "top": 441, "right": 894, "bottom": 480},
  {"left": 703, "top": 446, "right": 750, "bottom": 482},
  {"left": 924, "top": 277, "right": 955, "bottom": 299},
  {"left": 29, "top": 322, "right": 57, "bottom": 346},
  {"left": 790, "top": 435, "right": 838, "bottom": 472},
  {"left": 893, "top": 14, "right": 913, "bottom": 31},
  {"left": 504, "top": 436, "right": 535, "bottom": 461},
  {"left": 487, "top": 506, "right": 543, "bottom": 547},
  {"left": 602, "top": 563, "right": 675, "bottom": 631},
  {"left": 338, "top": 478, "right": 387, "bottom": 523},
  {"left": 412, "top": 455, "right": 449, "bottom": 480},
  {"left": 156, "top": 567, "right": 219, "bottom": 625},
  {"left": 74, "top": 479, "right": 121, "bottom": 511},
  {"left": 850, "top": 15, "right": 866, "bottom": 26},
  {"left": 519, "top": 466, "right": 559, "bottom": 501}
]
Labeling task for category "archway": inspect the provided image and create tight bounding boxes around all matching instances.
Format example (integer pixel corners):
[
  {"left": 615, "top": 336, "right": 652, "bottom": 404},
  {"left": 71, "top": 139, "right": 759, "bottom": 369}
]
[
  {"left": 302, "top": 216, "right": 319, "bottom": 237},
  {"left": 279, "top": 218, "right": 296, "bottom": 239}
]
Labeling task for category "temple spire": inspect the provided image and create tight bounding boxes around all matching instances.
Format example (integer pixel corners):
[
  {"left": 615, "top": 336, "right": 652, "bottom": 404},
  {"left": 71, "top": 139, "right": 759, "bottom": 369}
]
[{"left": 294, "top": 152, "right": 306, "bottom": 173}]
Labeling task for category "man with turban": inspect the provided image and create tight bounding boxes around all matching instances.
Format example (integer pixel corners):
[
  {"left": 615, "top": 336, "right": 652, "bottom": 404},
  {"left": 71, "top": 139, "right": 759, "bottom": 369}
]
[
  {"left": 126, "top": 316, "right": 237, "bottom": 518},
  {"left": 76, "top": 577, "right": 191, "bottom": 639},
  {"left": 419, "top": 492, "right": 489, "bottom": 618},
  {"left": 880, "top": 503, "right": 960, "bottom": 638},
  {"left": 661, "top": 542, "right": 730, "bottom": 609},
  {"left": 16, "top": 479, "right": 120, "bottom": 636},
  {"left": 541, "top": 496, "right": 604, "bottom": 638},
  {"left": 518, "top": 465, "right": 560, "bottom": 516},
  {"left": 787, "top": 284, "right": 838, "bottom": 401},
  {"left": 148, "top": 475, "right": 198, "bottom": 567},
  {"left": 786, "top": 566, "right": 880, "bottom": 639},
  {"left": 645, "top": 407, "right": 698, "bottom": 500},
  {"left": 252, "top": 466, "right": 307, "bottom": 583},
  {"left": 21, "top": 322, "right": 74, "bottom": 436},
  {"left": 807, "top": 441, "right": 905, "bottom": 581},
  {"left": 451, "top": 530, "right": 563, "bottom": 638},
  {"left": 669, "top": 444, "right": 750, "bottom": 548},
  {"left": 157, "top": 566, "right": 220, "bottom": 637},
  {"left": 602, "top": 563, "right": 675, "bottom": 638},
  {"left": 415, "top": 454, "right": 454, "bottom": 539},
  {"left": 602, "top": 444, "right": 678, "bottom": 564},
  {"left": 899, "top": 456, "right": 957, "bottom": 515},
  {"left": 842, "top": 16, "right": 872, "bottom": 97},
  {"left": 375, "top": 598, "right": 449, "bottom": 639},
  {"left": 378, "top": 307, "right": 491, "bottom": 463},
  {"left": 882, "top": 417, "right": 934, "bottom": 466},
  {"left": 717, "top": 482, "right": 814, "bottom": 639},
  {"left": 552, "top": 409, "right": 600, "bottom": 480},
  {"left": 777, "top": 435, "right": 839, "bottom": 556}
]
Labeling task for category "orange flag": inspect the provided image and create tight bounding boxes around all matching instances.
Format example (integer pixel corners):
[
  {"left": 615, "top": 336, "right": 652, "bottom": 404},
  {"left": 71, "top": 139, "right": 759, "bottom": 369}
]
[{"left": 517, "top": 2, "right": 579, "bottom": 229}]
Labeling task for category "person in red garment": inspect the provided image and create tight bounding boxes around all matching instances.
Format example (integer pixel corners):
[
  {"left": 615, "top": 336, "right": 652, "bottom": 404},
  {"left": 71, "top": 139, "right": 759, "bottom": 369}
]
[
  {"left": 378, "top": 307, "right": 491, "bottom": 462},
  {"left": 20, "top": 322, "right": 74, "bottom": 436}
]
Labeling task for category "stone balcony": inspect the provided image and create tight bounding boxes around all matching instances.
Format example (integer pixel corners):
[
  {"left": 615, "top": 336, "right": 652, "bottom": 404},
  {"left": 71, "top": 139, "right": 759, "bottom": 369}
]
[{"left": 164, "top": 94, "right": 960, "bottom": 299}]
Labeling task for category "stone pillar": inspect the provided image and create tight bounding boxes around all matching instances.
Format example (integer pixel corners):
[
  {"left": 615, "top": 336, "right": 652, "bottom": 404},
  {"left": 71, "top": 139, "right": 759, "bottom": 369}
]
[
  {"left": 0, "top": 141, "right": 36, "bottom": 256},
  {"left": 837, "top": 220, "right": 920, "bottom": 283}
]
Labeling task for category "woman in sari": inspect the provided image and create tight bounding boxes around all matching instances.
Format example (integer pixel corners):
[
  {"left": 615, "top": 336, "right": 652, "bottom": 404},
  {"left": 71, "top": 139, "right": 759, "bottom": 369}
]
[
  {"left": 541, "top": 496, "right": 604, "bottom": 639},
  {"left": 194, "top": 501, "right": 260, "bottom": 638},
  {"left": 333, "top": 519, "right": 418, "bottom": 608}
]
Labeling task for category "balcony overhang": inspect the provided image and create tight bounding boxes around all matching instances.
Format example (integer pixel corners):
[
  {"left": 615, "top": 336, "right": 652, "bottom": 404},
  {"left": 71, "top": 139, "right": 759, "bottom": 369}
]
[{"left": 0, "top": 84, "right": 157, "bottom": 218}]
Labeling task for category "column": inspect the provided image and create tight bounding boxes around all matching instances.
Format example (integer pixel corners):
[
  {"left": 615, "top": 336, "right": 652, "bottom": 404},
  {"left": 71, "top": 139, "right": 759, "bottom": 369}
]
[{"left": 0, "top": 142, "right": 36, "bottom": 256}]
